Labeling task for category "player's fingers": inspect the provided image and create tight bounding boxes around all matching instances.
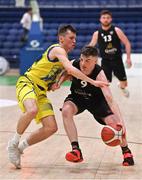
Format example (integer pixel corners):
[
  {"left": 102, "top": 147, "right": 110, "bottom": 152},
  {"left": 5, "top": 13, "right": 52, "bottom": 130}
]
[{"left": 102, "top": 82, "right": 109, "bottom": 87}]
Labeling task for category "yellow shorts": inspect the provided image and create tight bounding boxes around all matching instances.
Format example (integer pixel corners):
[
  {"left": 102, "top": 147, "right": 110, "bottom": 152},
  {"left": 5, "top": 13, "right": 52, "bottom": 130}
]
[{"left": 16, "top": 75, "right": 54, "bottom": 123}]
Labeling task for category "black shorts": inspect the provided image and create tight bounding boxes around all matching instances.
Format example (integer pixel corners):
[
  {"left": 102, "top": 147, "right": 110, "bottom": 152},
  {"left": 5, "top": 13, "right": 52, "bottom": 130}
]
[
  {"left": 101, "top": 57, "right": 127, "bottom": 82},
  {"left": 64, "top": 94, "right": 113, "bottom": 125}
]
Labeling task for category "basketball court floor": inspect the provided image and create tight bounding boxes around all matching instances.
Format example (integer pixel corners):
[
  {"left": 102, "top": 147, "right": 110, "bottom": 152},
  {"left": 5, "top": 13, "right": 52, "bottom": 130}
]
[{"left": 0, "top": 70, "right": 142, "bottom": 179}]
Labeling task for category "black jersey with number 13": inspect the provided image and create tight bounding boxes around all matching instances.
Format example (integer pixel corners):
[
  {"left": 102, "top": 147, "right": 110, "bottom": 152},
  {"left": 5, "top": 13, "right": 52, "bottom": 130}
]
[{"left": 98, "top": 25, "right": 122, "bottom": 59}]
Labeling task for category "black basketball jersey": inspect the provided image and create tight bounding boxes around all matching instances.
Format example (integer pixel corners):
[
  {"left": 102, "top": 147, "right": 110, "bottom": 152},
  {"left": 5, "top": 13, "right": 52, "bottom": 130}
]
[
  {"left": 70, "top": 60, "right": 106, "bottom": 103},
  {"left": 98, "top": 25, "right": 122, "bottom": 59}
]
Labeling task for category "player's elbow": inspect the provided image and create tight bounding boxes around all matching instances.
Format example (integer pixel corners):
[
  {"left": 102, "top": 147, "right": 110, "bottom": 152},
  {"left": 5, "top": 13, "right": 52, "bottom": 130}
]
[
  {"left": 65, "top": 66, "right": 74, "bottom": 75},
  {"left": 127, "top": 42, "right": 131, "bottom": 49}
]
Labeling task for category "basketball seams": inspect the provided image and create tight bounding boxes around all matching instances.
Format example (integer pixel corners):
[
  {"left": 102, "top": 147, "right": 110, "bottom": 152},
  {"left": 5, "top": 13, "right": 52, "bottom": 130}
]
[{"left": 101, "top": 125, "right": 123, "bottom": 146}]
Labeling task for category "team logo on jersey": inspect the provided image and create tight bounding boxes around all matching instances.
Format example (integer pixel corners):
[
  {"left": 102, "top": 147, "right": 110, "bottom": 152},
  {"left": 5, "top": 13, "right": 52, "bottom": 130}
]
[
  {"left": 105, "top": 47, "right": 117, "bottom": 54},
  {"left": 101, "top": 33, "right": 104, "bottom": 37},
  {"left": 41, "top": 65, "right": 63, "bottom": 82},
  {"left": 110, "top": 31, "right": 114, "bottom": 35},
  {"left": 107, "top": 43, "right": 113, "bottom": 49}
]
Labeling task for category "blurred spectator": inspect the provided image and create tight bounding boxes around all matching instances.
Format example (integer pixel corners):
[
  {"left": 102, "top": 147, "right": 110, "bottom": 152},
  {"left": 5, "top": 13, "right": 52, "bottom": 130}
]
[
  {"left": 20, "top": 7, "right": 33, "bottom": 43},
  {"left": 15, "top": 0, "right": 25, "bottom": 7}
]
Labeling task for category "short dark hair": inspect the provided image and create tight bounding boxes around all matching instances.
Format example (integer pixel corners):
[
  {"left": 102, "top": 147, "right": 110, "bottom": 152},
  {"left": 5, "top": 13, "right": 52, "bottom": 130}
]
[
  {"left": 100, "top": 10, "right": 112, "bottom": 17},
  {"left": 58, "top": 24, "right": 76, "bottom": 36},
  {"left": 81, "top": 46, "right": 98, "bottom": 57},
  {"left": 27, "top": 7, "right": 32, "bottom": 12}
]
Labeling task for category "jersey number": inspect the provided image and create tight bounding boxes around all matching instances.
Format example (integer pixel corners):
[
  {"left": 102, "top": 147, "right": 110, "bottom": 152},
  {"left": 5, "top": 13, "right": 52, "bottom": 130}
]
[
  {"left": 81, "top": 80, "right": 87, "bottom": 88},
  {"left": 103, "top": 35, "right": 112, "bottom": 42}
]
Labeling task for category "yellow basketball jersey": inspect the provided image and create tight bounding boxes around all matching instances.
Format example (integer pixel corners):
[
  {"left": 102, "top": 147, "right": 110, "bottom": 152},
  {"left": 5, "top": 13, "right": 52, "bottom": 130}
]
[{"left": 25, "top": 44, "right": 64, "bottom": 91}]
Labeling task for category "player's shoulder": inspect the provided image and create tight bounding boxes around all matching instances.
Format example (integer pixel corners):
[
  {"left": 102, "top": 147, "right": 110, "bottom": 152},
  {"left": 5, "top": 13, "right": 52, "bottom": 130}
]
[
  {"left": 48, "top": 43, "right": 61, "bottom": 50},
  {"left": 95, "top": 64, "right": 102, "bottom": 71},
  {"left": 46, "top": 43, "right": 65, "bottom": 54},
  {"left": 92, "top": 64, "right": 103, "bottom": 76},
  {"left": 89, "top": 64, "right": 102, "bottom": 79},
  {"left": 44, "top": 43, "right": 66, "bottom": 60},
  {"left": 72, "top": 59, "right": 80, "bottom": 68},
  {"left": 93, "top": 30, "right": 99, "bottom": 35},
  {"left": 92, "top": 30, "right": 99, "bottom": 38},
  {"left": 114, "top": 26, "right": 123, "bottom": 33}
]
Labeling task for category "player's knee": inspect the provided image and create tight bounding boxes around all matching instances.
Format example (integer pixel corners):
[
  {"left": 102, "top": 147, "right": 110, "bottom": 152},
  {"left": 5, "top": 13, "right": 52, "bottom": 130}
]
[
  {"left": 44, "top": 125, "right": 58, "bottom": 136},
  {"left": 48, "top": 126, "right": 58, "bottom": 134},
  {"left": 51, "top": 125, "right": 58, "bottom": 133},
  {"left": 51, "top": 123, "right": 58, "bottom": 133},
  {"left": 62, "top": 106, "right": 73, "bottom": 119},
  {"left": 62, "top": 107, "right": 68, "bottom": 117},
  {"left": 27, "top": 107, "right": 38, "bottom": 118}
]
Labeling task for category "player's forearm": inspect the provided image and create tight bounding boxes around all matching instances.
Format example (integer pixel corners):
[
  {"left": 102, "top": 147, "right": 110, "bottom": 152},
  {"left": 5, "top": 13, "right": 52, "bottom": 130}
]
[
  {"left": 125, "top": 42, "right": 131, "bottom": 59},
  {"left": 106, "top": 95, "right": 125, "bottom": 125},
  {"left": 103, "top": 91, "right": 126, "bottom": 133},
  {"left": 57, "top": 73, "right": 69, "bottom": 86},
  {"left": 109, "top": 101, "right": 122, "bottom": 120},
  {"left": 112, "top": 102, "right": 126, "bottom": 127},
  {"left": 102, "top": 87, "right": 124, "bottom": 123},
  {"left": 89, "top": 41, "right": 96, "bottom": 46},
  {"left": 57, "top": 70, "right": 72, "bottom": 85},
  {"left": 67, "top": 66, "right": 96, "bottom": 86},
  {"left": 102, "top": 91, "right": 116, "bottom": 113},
  {"left": 89, "top": 31, "right": 98, "bottom": 47}
]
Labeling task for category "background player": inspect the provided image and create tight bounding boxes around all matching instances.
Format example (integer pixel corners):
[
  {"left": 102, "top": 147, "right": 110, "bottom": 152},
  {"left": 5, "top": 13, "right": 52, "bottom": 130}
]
[
  {"left": 89, "top": 10, "right": 132, "bottom": 97},
  {"left": 7, "top": 25, "right": 108, "bottom": 169},
  {"left": 61, "top": 46, "right": 134, "bottom": 166}
]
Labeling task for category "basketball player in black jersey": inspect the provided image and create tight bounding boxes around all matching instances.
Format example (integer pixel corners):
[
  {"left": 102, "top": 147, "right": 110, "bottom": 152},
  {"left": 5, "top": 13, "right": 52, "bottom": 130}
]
[
  {"left": 89, "top": 10, "right": 132, "bottom": 97},
  {"left": 59, "top": 46, "right": 134, "bottom": 166}
]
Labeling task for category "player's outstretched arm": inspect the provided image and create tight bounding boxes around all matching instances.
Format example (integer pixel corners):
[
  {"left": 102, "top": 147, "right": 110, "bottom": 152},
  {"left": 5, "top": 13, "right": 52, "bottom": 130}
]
[
  {"left": 115, "top": 27, "right": 132, "bottom": 68},
  {"left": 57, "top": 71, "right": 72, "bottom": 86},
  {"left": 96, "top": 70, "right": 113, "bottom": 105},
  {"left": 96, "top": 70, "right": 126, "bottom": 128},
  {"left": 52, "top": 47, "right": 109, "bottom": 88},
  {"left": 49, "top": 70, "right": 72, "bottom": 91}
]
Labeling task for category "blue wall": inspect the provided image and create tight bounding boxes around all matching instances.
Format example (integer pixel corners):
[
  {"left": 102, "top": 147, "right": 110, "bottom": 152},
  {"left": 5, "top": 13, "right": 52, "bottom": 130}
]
[{"left": 0, "top": 7, "right": 141, "bottom": 68}]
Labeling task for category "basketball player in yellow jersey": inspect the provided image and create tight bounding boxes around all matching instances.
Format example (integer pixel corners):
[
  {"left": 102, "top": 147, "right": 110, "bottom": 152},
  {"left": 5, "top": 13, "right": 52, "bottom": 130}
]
[{"left": 7, "top": 24, "right": 108, "bottom": 169}]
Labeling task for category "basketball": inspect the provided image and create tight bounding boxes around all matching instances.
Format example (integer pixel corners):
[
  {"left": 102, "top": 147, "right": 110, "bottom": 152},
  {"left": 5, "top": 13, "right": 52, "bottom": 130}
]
[
  {"left": 0, "top": 56, "right": 9, "bottom": 75},
  {"left": 101, "top": 125, "right": 123, "bottom": 147}
]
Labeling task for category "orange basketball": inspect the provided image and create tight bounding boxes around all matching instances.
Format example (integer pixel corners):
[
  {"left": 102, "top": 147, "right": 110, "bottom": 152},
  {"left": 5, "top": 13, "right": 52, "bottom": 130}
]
[{"left": 101, "top": 125, "right": 123, "bottom": 146}]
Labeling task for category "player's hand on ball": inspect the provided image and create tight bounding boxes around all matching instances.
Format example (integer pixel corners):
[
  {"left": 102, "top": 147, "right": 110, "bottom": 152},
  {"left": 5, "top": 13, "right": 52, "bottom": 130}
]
[
  {"left": 117, "top": 123, "right": 126, "bottom": 139},
  {"left": 94, "top": 80, "right": 109, "bottom": 88}
]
